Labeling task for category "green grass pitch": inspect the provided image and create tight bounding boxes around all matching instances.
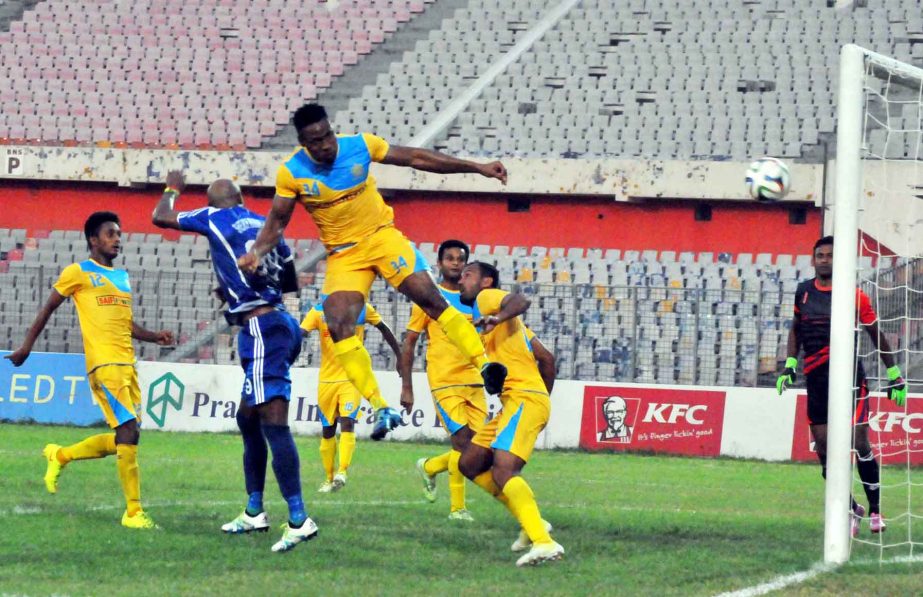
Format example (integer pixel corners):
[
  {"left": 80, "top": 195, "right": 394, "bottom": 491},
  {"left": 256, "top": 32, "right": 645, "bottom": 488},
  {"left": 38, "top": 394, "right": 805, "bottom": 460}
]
[{"left": 0, "top": 424, "right": 920, "bottom": 596}]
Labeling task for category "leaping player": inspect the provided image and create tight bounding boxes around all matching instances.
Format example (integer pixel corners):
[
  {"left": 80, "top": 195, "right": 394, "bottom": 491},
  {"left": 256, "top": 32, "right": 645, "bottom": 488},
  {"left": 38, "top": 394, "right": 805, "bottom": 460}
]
[{"left": 238, "top": 104, "right": 509, "bottom": 441}]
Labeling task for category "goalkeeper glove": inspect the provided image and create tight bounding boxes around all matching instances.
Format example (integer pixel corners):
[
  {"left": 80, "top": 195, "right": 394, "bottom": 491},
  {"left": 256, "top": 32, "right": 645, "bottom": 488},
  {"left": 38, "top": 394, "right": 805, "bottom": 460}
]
[
  {"left": 887, "top": 365, "right": 907, "bottom": 407},
  {"left": 777, "top": 357, "right": 797, "bottom": 395}
]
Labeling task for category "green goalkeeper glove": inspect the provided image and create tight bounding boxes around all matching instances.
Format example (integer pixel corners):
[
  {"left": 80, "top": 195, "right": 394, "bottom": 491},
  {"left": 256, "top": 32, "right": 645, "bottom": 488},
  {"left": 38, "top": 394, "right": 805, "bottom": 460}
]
[
  {"left": 777, "top": 357, "right": 798, "bottom": 395},
  {"left": 887, "top": 365, "right": 907, "bottom": 407}
]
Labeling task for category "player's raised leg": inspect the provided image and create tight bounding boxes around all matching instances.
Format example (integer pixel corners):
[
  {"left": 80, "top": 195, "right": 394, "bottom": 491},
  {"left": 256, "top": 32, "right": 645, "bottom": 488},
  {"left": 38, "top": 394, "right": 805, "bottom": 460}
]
[
  {"left": 398, "top": 271, "right": 507, "bottom": 395},
  {"left": 42, "top": 433, "right": 116, "bottom": 494}
]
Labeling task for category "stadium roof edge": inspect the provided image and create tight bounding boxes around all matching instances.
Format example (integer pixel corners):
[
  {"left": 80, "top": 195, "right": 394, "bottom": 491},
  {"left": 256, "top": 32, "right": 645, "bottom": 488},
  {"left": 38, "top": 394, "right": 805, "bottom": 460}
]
[{"left": 0, "top": 145, "right": 822, "bottom": 204}]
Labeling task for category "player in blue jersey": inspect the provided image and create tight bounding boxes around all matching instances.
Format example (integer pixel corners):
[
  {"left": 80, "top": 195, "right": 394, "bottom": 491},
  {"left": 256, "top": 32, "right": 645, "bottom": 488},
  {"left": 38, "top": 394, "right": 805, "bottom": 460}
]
[{"left": 152, "top": 171, "right": 317, "bottom": 553}]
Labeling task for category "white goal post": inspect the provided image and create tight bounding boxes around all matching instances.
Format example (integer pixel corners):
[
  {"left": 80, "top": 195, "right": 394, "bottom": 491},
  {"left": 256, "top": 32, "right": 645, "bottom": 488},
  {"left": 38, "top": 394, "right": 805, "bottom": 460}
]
[{"left": 826, "top": 44, "right": 923, "bottom": 565}]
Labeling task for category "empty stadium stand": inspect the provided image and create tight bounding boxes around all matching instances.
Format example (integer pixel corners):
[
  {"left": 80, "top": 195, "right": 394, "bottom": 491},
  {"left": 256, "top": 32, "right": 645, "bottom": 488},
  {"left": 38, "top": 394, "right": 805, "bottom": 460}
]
[{"left": 4, "top": 227, "right": 901, "bottom": 387}]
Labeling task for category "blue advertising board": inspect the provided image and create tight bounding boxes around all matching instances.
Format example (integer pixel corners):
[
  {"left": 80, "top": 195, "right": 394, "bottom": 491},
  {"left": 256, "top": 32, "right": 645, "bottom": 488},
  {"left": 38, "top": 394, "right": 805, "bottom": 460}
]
[{"left": 0, "top": 351, "right": 104, "bottom": 425}]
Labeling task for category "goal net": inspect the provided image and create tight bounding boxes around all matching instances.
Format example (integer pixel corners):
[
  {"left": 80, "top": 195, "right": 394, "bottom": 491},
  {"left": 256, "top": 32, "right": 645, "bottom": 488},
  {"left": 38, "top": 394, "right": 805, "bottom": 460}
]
[{"left": 827, "top": 44, "right": 923, "bottom": 565}]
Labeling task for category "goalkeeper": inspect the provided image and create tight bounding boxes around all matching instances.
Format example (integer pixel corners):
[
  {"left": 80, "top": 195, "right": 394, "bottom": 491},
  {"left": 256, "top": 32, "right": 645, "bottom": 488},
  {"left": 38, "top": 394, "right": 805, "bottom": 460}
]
[{"left": 777, "top": 236, "right": 906, "bottom": 536}]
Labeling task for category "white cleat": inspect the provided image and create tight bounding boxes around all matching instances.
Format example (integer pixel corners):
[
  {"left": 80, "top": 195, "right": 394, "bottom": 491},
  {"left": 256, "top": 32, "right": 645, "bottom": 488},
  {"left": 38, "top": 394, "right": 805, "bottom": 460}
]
[
  {"left": 851, "top": 503, "right": 866, "bottom": 538},
  {"left": 332, "top": 472, "right": 347, "bottom": 492},
  {"left": 271, "top": 518, "right": 319, "bottom": 553},
  {"left": 511, "top": 520, "right": 553, "bottom": 552},
  {"left": 221, "top": 511, "right": 270, "bottom": 534},
  {"left": 516, "top": 541, "right": 564, "bottom": 567},
  {"left": 415, "top": 457, "right": 437, "bottom": 503},
  {"left": 317, "top": 481, "right": 335, "bottom": 493},
  {"left": 448, "top": 509, "right": 475, "bottom": 522}
]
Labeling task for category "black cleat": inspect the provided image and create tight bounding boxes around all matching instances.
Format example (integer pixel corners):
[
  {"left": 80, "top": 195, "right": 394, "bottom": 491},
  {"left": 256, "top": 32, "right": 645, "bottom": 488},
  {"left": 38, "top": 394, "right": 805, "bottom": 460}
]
[{"left": 481, "top": 362, "right": 508, "bottom": 395}]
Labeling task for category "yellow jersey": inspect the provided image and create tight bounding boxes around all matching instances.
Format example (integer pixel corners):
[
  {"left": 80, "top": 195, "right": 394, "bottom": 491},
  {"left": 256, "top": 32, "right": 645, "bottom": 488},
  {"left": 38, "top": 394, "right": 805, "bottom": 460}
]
[
  {"left": 301, "top": 302, "right": 382, "bottom": 382},
  {"left": 473, "top": 289, "right": 546, "bottom": 395},
  {"left": 53, "top": 259, "right": 135, "bottom": 373},
  {"left": 275, "top": 133, "right": 394, "bottom": 251},
  {"left": 406, "top": 285, "right": 483, "bottom": 392}
]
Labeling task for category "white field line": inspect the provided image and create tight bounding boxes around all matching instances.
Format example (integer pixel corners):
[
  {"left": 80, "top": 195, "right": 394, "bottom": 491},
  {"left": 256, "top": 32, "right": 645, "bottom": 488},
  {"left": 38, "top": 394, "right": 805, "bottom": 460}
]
[{"left": 713, "top": 563, "right": 836, "bottom": 597}]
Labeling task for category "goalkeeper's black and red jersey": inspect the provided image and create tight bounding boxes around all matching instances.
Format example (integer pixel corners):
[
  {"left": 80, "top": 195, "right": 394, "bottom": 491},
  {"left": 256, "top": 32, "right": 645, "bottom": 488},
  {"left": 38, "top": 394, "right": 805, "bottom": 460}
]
[{"left": 793, "top": 278, "right": 877, "bottom": 378}]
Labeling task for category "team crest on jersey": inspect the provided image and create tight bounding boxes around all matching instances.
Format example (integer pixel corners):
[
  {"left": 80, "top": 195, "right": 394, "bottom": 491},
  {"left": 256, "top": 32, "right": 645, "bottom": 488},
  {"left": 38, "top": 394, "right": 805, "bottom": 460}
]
[
  {"left": 351, "top": 163, "right": 365, "bottom": 178},
  {"left": 302, "top": 181, "right": 321, "bottom": 196}
]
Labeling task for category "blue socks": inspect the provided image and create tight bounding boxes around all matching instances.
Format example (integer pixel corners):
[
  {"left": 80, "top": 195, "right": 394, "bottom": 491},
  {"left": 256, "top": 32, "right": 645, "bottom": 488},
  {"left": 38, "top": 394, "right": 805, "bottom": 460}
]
[
  {"left": 237, "top": 410, "right": 267, "bottom": 514},
  {"left": 261, "top": 423, "right": 307, "bottom": 526}
]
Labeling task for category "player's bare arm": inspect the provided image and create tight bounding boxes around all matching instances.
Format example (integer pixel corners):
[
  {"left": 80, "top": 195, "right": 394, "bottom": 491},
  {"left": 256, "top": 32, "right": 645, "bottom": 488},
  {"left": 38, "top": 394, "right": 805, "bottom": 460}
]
[
  {"left": 239, "top": 195, "right": 297, "bottom": 273},
  {"left": 475, "top": 293, "right": 531, "bottom": 333},
  {"left": 375, "top": 321, "right": 403, "bottom": 373},
  {"left": 4, "top": 290, "right": 67, "bottom": 366},
  {"left": 151, "top": 170, "right": 187, "bottom": 230},
  {"left": 863, "top": 320, "right": 898, "bottom": 369},
  {"left": 131, "top": 322, "right": 175, "bottom": 346},
  {"left": 531, "top": 336, "right": 556, "bottom": 393},
  {"left": 399, "top": 330, "right": 420, "bottom": 411},
  {"left": 382, "top": 146, "right": 508, "bottom": 185}
]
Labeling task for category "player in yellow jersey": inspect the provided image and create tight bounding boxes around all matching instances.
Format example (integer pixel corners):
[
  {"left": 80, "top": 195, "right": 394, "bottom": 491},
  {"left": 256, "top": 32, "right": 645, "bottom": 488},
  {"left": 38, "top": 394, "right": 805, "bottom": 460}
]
[
  {"left": 238, "top": 103, "right": 509, "bottom": 442},
  {"left": 400, "top": 239, "right": 484, "bottom": 521},
  {"left": 301, "top": 301, "right": 401, "bottom": 492},
  {"left": 456, "top": 261, "right": 564, "bottom": 567},
  {"left": 5, "top": 212, "right": 174, "bottom": 529}
]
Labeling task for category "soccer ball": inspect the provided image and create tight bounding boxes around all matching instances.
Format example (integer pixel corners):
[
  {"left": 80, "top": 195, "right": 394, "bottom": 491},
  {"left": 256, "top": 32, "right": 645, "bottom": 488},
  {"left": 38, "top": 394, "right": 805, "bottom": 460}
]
[{"left": 745, "top": 157, "right": 791, "bottom": 201}]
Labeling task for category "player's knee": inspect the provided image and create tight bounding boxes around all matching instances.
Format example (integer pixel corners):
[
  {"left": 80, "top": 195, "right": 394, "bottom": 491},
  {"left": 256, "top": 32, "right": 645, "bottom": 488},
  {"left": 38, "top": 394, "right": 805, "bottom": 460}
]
[
  {"left": 339, "top": 417, "right": 355, "bottom": 433},
  {"left": 321, "top": 425, "right": 337, "bottom": 439},
  {"left": 236, "top": 408, "right": 260, "bottom": 433},
  {"left": 457, "top": 452, "right": 482, "bottom": 480},
  {"left": 491, "top": 467, "right": 515, "bottom": 491},
  {"left": 115, "top": 419, "right": 140, "bottom": 445}
]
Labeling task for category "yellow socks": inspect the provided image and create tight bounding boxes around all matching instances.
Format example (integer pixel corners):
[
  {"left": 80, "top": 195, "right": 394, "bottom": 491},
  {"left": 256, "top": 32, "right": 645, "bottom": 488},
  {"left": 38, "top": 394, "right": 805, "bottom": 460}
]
[
  {"left": 502, "top": 476, "right": 551, "bottom": 545},
  {"left": 319, "top": 436, "right": 337, "bottom": 482},
  {"left": 59, "top": 433, "right": 116, "bottom": 464},
  {"left": 424, "top": 451, "right": 451, "bottom": 476},
  {"left": 338, "top": 432, "right": 356, "bottom": 474},
  {"left": 436, "top": 307, "right": 488, "bottom": 369},
  {"left": 116, "top": 444, "right": 142, "bottom": 516},
  {"left": 472, "top": 470, "right": 510, "bottom": 508},
  {"left": 333, "top": 335, "right": 387, "bottom": 410},
  {"left": 448, "top": 449, "right": 466, "bottom": 513}
]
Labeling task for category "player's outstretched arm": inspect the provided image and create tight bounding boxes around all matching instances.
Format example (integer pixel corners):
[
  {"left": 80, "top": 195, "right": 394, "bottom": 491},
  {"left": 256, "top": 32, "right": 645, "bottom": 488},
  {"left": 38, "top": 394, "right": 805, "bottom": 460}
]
[
  {"left": 239, "top": 195, "right": 297, "bottom": 273},
  {"left": 4, "top": 290, "right": 67, "bottom": 366},
  {"left": 398, "top": 330, "right": 420, "bottom": 412},
  {"left": 151, "top": 170, "right": 187, "bottom": 230},
  {"left": 531, "top": 336, "right": 556, "bottom": 394},
  {"left": 381, "top": 146, "right": 507, "bottom": 185},
  {"left": 131, "top": 322, "right": 175, "bottom": 346}
]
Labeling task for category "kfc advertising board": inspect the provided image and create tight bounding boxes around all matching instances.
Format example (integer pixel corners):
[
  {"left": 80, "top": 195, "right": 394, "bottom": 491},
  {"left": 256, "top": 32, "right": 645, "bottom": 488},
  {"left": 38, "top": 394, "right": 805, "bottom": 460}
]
[
  {"left": 580, "top": 385, "right": 727, "bottom": 456},
  {"left": 790, "top": 392, "right": 923, "bottom": 465}
]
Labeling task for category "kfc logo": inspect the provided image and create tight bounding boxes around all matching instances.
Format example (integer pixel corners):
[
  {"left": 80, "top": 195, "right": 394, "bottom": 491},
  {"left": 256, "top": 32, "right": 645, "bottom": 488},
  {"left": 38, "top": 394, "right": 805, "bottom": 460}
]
[
  {"left": 581, "top": 385, "right": 726, "bottom": 456},
  {"left": 869, "top": 411, "right": 923, "bottom": 434},
  {"left": 596, "top": 396, "right": 639, "bottom": 444}
]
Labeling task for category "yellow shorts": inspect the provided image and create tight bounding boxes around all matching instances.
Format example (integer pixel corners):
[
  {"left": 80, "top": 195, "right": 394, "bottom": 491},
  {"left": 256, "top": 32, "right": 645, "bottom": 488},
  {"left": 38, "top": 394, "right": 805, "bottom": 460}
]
[
  {"left": 432, "top": 385, "right": 488, "bottom": 436},
  {"left": 317, "top": 380, "right": 361, "bottom": 427},
  {"left": 322, "top": 225, "right": 430, "bottom": 297},
  {"left": 472, "top": 389, "right": 550, "bottom": 462},
  {"left": 89, "top": 365, "right": 142, "bottom": 429}
]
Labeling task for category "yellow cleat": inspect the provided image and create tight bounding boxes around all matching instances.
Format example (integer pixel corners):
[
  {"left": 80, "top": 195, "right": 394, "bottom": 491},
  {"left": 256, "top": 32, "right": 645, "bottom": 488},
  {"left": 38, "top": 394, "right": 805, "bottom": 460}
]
[
  {"left": 42, "top": 444, "right": 64, "bottom": 494},
  {"left": 121, "top": 510, "right": 159, "bottom": 530}
]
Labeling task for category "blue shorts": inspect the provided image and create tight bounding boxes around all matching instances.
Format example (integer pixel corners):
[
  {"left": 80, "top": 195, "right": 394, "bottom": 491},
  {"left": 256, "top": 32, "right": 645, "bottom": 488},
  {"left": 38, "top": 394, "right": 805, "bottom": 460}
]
[{"left": 237, "top": 309, "right": 302, "bottom": 407}]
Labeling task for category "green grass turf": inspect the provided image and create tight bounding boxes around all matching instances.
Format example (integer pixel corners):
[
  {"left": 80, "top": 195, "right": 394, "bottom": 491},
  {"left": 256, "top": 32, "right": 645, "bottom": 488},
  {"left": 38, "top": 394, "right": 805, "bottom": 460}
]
[{"left": 0, "top": 424, "right": 920, "bottom": 596}]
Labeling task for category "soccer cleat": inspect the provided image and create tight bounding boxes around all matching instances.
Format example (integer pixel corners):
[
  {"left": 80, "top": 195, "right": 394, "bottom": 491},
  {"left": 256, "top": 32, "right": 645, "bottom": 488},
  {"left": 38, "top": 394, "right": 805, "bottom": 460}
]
[
  {"left": 332, "top": 472, "right": 348, "bottom": 491},
  {"left": 851, "top": 503, "right": 866, "bottom": 538},
  {"left": 42, "top": 443, "right": 64, "bottom": 494},
  {"left": 415, "top": 457, "right": 437, "bottom": 503},
  {"left": 370, "top": 407, "right": 402, "bottom": 441},
  {"left": 870, "top": 512, "right": 887, "bottom": 533},
  {"left": 221, "top": 511, "right": 270, "bottom": 533},
  {"left": 480, "top": 362, "right": 508, "bottom": 395},
  {"left": 271, "top": 518, "right": 319, "bottom": 553},
  {"left": 121, "top": 510, "right": 159, "bottom": 530},
  {"left": 515, "top": 541, "right": 564, "bottom": 567},
  {"left": 448, "top": 509, "right": 474, "bottom": 522},
  {"left": 511, "top": 520, "right": 553, "bottom": 552},
  {"left": 317, "top": 481, "right": 335, "bottom": 494}
]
